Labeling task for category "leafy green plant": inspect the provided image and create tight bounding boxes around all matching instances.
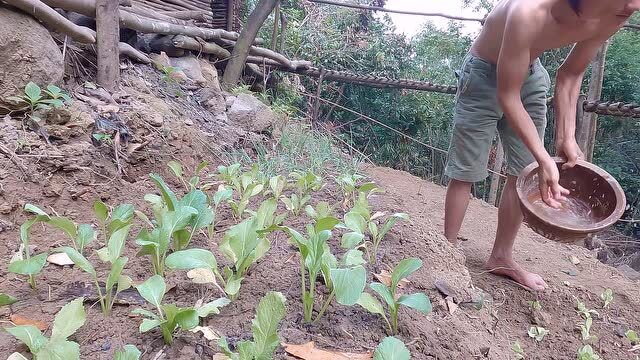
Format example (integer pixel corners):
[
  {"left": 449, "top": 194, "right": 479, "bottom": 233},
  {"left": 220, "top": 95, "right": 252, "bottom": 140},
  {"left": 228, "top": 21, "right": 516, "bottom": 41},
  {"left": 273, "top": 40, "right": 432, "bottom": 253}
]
[
  {"left": 579, "top": 317, "right": 596, "bottom": 343},
  {"left": 5, "top": 297, "right": 86, "bottom": 359},
  {"left": 166, "top": 248, "right": 225, "bottom": 294},
  {"left": 133, "top": 275, "right": 230, "bottom": 345},
  {"left": 528, "top": 300, "right": 542, "bottom": 311},
  {"left": 160, "top": 65, "right": 180, "bottom": 84},
  {"left": 357, "top": 258, "right": 432, "bottom": 334},
  {"left": 7, "top": 82, "right": 71, "bottom": 123},
  {"left": 275, "top": 219, "right": 365, "bottom": 323},
  {"left": 305, "top": 201, "right": 335, "bottom": 221},
  {"left": 512, "top": 340, "right": 525, "bottom": 359},
  {"left": 217, "top": 291, "right": 286, "bottom": 360},
  {"left": 167, "top": 160, "right": 209, "bottom": 191},
  {"left": 373, "top": 336, "right": 410, "bottom": 360},
  {"left": 0, "top": 293, "right": 18, "bottom": 307},
  {"left": 335, "top": 174, "right": 378, "bottom": 207},
  {"left": 626, "top": 329, "right": 639, "bottom": 345},
  {"left": 218, "top": 165, "right": 265, "bottom": 219},
  {"left": 93, "top": 200, "right": 134, "bottom": 246},
  {"left": 600, "top": 289, "right": 613, "bottom": 308},
  {"left": 267, "top": 175, "right": 287, "bottom": 199},
  {"left": 24, "top": 204, "right": 97, "bottom": 255},
  {"left": 577, "top": 345, "right": 601, "bottom": 360},
  {"left": 114, "top": 345, "right": 141, "bottom": 360},
  {"left": 136, "top": 174, "right": 214, "bottom": 275},
  {"left": 528, "top": 326, "right": 549, "bottom": 342},
  {"left": 8, "top": 211, "right": 50, "bottom": 289},
  {"left": 576, "top": 301, "right": 599, "bottom": 319},
  {"left": 207, "top": 187, "right": 234, "bottom": 240}
]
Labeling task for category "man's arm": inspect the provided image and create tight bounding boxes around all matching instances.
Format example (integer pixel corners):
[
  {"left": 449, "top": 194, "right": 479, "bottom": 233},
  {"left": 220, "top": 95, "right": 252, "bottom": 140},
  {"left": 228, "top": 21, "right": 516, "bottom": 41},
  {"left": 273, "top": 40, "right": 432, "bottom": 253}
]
[
  {"left": 496, "top": 6, "right": 568, "bottom": 207},
  {"left": 555, "top": 25, "right": 623, "bottom": 166}
]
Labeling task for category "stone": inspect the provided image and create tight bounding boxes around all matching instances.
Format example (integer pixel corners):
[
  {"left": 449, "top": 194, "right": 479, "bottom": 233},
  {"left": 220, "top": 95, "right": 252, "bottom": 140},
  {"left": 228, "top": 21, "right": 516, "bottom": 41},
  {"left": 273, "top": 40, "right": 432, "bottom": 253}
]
[
  {"left": 0, "top": 6, "right": 64, "bottom": 109},
  {"left": 617, "top": 264, "right": 640, "bottom": 280},
  {"left": 227, "top": 93, "right": 278, "bottom": 134},
  {"left": 198, "top": 88, "right": 226, "bottom": 115},
  {"left": 170, "top": 56, "right": 206, "bottom": 84},
  {"left": 198, "top": 59, "right": 222, "bottom": 92}
]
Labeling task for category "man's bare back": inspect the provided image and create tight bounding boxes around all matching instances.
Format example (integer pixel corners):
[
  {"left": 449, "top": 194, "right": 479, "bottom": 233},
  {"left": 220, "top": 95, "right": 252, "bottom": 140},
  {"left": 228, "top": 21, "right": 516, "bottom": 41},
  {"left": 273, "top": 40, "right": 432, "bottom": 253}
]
[{"left": 471, "top": 0, "right": 632, "bottom": 65}]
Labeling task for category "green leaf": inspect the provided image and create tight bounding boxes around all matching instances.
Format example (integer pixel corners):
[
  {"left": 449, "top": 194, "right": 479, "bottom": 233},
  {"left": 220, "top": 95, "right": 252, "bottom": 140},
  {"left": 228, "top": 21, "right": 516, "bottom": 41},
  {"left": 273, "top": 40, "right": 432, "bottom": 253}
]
[
  {"left": 196, "top": 161, "right": 208, "bottom": 175},
  {"left": 391, "top": 258, "right": 422, "bottom": 290},
  {"left": 107, "top": 225, "right": 132, "bottom": 263},
  {"left": 219, "top": 218, "right": 259, "bottom": 269},
  {"left": 96, "top": 247, "right": 111, "bottom": 262},
  {"left": 114, "top": 344, "right": 142, "bottom": 360},
  {"left": 397, "top": 293, "right": 432, "bottom": 314},
  {"left": 106, "top": 257, "right": 128, "bottom": 293},
  {"left": 139, "top": 318, "right": 161, "bottom": 333},
  {"left": 358, "top": 182, "right": 379, "bottom": 194},
  {"left": 135, "top": 275, "right": 165, "bottom": 309},
  {"left": 341, "top": 232, "right": 365, "bottom": 249},
  {"left": 167, "top": 160, "right": 183, "bottom": 178},
  {"left": 166, "top": 248, "right": 217, "bottom": 270},
  {"left": 174, "top": 309, "right": 199, "bottom": 330},
  {"left": 24, "top": 82, "right": 42, "bottom": 102},
  {"left": 131, "top": 308, "right": 158, "bottom": 319},
  {"left": 6, "top": 96, "right": 26, "bottom": 104},
  {"left": 76, "top": 224, "right": 95, "bottom": 250},
  {"left": 51, "top": 297, "right": 86, "bottom": 342},
  {"left": 373, "top": 336, "right": 410, "bottom": 360},
  {"left": 112, "top": 204, "right": 135, "bottom": 224},
  {"left": 0, "top": 293, "right": 18, "bottom": 306},
  {"left": 331, "top": 265, "right": 366, "bottom": 306},
  {"left": 59, "top": 247, "right": 95, "bottom": 276},
  {"left": 196, "top": 298, "right": 231, "bottom": 318},
  {"left": 251, "top": 291, "right": 286, "bottom": 360},
  {"left": 344, "top": 212, "right": 366, "bottom": 233},
  {"left": 315, "top": 216, "right": 340, "bottom": 232},
  {"left": 8, "top": 253, "right": 48, "bottom": 275},
  {"left": 150, "top": 174, "right": 178, "bottom": 211},
  {"left": 214, "top": 188, "right": 233, "bottom": 206},
  {"left": 357, "top": 292, "right": 385, "bottom": 316},
  {"left": 24, "top": 203, "right": 49, "bottom": 217},
  {"left": 48, "top": 216, "right": 77, "bottom": 240},
  {"left": 343, "top": 249, "right": 367, "bottom": 266},
  {"left": 370, "top": 282, "right": 395, "bottom": 307},
  {"left": 38, "top": 340, "right": 80, "bottom": 360},
  {"left": 172, "top": 229, "right": 191, "bottom": 250},
  {"left": 224, "top": 276, "right": 243, "bottom": 297},
  {"left": 116, "top": 275, "right": 133, "bottom": 294},
  {"left": 5, "top": 325, "right": 47, "bottom": 353}
]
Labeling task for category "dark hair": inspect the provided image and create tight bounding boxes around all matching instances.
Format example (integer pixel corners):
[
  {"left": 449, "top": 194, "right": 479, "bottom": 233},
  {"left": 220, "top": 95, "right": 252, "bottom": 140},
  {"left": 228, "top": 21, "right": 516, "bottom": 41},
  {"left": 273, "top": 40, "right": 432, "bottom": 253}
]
[{"left": 568, "top": 0, "right": 581, "bottom": 14}]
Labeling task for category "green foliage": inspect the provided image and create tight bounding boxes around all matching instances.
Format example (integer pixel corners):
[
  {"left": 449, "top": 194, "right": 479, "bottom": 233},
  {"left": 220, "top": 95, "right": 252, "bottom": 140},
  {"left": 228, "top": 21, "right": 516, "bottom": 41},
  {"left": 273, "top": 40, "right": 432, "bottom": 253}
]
[
  {"left": 0, "top": 293, "right": 18, "bottom": 307},
  {"left": 167, "top": 160, "right": 209, "bottom": 191},
  {"left": 576, "top": 301, "right": 599, "bottom": 320},
  {"left": 528, "top": 326, "right": 549, "bottom": 342},
  {"left": 133, "top": 275, "right": 229, "bottom": 345},
  {"left": 218, "top": 291, "right": 286, "bottom": 360},
  {"left": 600, "top": 289, "right": 613, "bottom": 309},
  {"left": 217, "top": 165, "right": 265, "bottom": 219},
  {"left": 512, "top": 340, "right": 525, "bottom": 359},
  {"left": 280, "top": 170, "right": 323, "bottom": 216},
  {"left": 373, "top": 336, "right": 410, "bottom": 360},
  {"left": 577, "top": 345, "right": 601, "bottom": 360},
  {"left": 357, "top": 258, "right": 431, "bottom": 334},
  {"left": 626, "top": 329, "right": 639, "bottom": 345},
  {"left": 5, "top": 297, "right": 86, "bottom": 360},
  {"left": 114, "top": 345, "right": 141, "bottom": 360},
  {"left": 136, "top": 174, "right": 215, "bottom": 275},
  {"left": 7, "top": 82, "right": 72, "bottom": 124},
  {"left": 8, "top": 209, "right": 51, "bottom": 289}
]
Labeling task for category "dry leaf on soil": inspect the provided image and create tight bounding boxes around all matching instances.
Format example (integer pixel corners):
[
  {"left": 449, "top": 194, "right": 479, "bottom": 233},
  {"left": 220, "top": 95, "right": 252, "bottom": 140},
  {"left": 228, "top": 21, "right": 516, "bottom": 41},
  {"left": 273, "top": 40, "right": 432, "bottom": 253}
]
[
  {"left": 374, "top": 270, "right": 409, "bottom": 288},
  {"left": 283, "top": 342, "right": 371, "bottom": 360},
  {"left": 569, "top": 255, "right": 581, "bottom": 265},
  {"left": 47, "top": 252, "right": 75, "bottom": 266},
  {"left": 10, "top": 315, "right": 48, "bottom": 330},
  {"left": 190, "top": 326, "right": 220, "bottom": 341},
  {"left": 187, "top": 268, "right": 217, "bottom": 284}
]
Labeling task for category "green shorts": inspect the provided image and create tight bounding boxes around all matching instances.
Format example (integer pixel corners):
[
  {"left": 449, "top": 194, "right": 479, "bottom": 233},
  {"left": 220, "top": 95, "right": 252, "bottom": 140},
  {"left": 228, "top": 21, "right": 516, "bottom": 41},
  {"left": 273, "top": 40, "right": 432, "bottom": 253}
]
[{"left": 445, "top": 54, "right": 551, "bottom": 182}]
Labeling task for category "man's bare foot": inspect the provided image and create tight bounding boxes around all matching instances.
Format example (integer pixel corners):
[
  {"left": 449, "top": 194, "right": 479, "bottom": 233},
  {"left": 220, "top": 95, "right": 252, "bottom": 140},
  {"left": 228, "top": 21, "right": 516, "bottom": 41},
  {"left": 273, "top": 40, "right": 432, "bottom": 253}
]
[{"left": 486, "top": 256, "right": 548, "bottom": 292}]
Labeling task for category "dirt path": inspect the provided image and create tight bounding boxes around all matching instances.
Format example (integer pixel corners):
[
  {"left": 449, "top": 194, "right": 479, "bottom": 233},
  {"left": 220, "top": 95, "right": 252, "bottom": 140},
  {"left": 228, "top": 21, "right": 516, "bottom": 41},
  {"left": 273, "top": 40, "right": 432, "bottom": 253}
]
[{"left": 366, "top": 165, "right": 640, "bottom": 360}]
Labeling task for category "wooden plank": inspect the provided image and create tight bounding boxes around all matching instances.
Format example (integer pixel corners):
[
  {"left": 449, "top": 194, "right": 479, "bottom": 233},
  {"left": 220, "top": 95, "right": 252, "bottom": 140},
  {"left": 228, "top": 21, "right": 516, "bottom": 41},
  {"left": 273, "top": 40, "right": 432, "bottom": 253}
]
[{"left": 96, "top": 0, "right": 120, "bottom": 92}]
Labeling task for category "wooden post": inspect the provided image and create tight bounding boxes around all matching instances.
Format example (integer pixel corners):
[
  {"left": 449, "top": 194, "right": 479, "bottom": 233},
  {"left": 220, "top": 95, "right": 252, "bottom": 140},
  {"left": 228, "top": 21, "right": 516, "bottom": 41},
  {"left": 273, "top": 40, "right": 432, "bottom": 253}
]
[
  {"left": 311, "top": 68, "right": 326, "bottom": 127},
  {"left": 487, "top": 137, "right": 504, "bottom": 206},
  {"left": 270, "top": 1, "right": 280, "bottom": 51},
  {"left": 578, "top": 41, "right": 609, "bottom": 161},
  {"left": 574, "top": 93, "right": 588, "bottom": 152},
  {"left": 278, "top": 11, "right": 287, "bottom": 53},
  {"left": 226, "top": 0, "right": 234, "bottom": 31},
  {"left": 96, "top": 0, "right": 120, "bottom": 92}
]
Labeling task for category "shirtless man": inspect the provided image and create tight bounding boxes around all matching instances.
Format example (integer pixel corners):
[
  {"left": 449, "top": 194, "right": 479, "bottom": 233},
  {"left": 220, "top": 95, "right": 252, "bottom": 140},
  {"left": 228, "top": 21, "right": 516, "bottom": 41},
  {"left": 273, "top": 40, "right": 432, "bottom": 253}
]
[{"left": 444, "top": 0, "right": 639, "bottom": 291}]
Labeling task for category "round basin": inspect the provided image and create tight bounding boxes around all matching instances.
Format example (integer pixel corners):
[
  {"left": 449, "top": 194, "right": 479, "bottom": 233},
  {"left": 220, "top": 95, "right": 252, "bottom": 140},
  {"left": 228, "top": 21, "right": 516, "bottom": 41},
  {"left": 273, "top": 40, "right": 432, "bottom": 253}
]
[{"left": 516, "top": 157, "right": 626, "bottom": 243}]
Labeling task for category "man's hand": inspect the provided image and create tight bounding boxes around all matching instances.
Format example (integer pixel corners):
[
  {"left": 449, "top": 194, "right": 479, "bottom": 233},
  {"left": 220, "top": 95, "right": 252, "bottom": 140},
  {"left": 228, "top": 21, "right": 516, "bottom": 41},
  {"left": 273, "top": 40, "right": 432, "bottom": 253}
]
[
  {"left": 538, "top": 158, "right": 569, "bottom": 208},
  {"left": 556, "top": 139, "right": 584, "bottom": 169}
]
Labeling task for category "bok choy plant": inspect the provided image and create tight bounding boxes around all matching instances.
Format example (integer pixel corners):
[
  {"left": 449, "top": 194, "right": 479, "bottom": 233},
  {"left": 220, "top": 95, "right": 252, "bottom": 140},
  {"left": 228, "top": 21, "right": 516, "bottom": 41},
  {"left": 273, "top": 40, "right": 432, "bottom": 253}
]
[
  {"left": 133, "top": 275, "right": 230, "bottom": 345},
  {"left": 167, "top": 160, "right": 209, "bottom": 191},
  {"left": 24, "top": 204, "right": 98, "bottom": 255},
  {"left": 5, "top": 297, "right": 86, "bottom": 360},
  {"left": 217, "top": 291, "right": 286, "bottom": 359},
  {"left": 217, "top": 164, "right": 265, "bottom": 219},
  {"left": 357, "top": 258, "right": 432, "bottom": 334},
  {"left": 280, "top": 170, "right": 324, "bottom": 216}
]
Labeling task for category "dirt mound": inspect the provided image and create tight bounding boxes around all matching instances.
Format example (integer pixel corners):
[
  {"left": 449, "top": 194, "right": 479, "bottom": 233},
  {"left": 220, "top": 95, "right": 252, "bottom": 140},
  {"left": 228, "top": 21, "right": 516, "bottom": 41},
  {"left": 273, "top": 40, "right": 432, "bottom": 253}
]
[
  {"left": 1, "top": 62, "right": 639, "bottom": 360},
  {"left": 0, "top": 5, "right": 63, "bottom": 110}
]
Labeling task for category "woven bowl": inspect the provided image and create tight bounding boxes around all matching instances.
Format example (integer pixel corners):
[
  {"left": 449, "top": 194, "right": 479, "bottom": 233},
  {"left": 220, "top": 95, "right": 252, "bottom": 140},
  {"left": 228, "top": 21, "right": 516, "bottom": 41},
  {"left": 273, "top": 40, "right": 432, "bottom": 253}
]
[{"left": 516, "top": 157, "right": 626, "bottom": 243}]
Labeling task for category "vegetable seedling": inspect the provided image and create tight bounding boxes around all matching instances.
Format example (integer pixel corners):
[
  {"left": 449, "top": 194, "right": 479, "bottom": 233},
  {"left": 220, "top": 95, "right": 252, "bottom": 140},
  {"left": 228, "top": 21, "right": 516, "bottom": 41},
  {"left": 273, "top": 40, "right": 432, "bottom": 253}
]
[
  {"left": 114, "top": 344, "right": 141, "bottom": 360},
  {"left": 8, "top": 210, "right": 50, "bottom": 289},
  {"left": 577, "top": 345, "right": 601, "bottom": 360},
  {"left": 0, "top": 293, "right": 18, "bottom": 307},
  {"left": 578, "top": 317, "right": 597, "bottom": 343},
  {"left": 528, "top": 326, "right": 549, "bottom": 342},
  {"left": 576, "top": 301, "right": 599, "bottom": 319},
  {"left": 626, "top": 329, "right": 639, "bottom": 345},
  {"left": 5, "top": 297, "right": 86, "bottom": 360},
  {"left": 281, "top": 170, "right": 324, "bottom": 216},
  {"left": 373, "top": 336, "right": 410, "bottom": 360},
  {"left": 335, "top": 173, "right": 379, "bottom": 207},
  {"left": 512, "top": 340, "right": 525, "bottom": 359},
  {"left": 217, "top": 165, "right": 265, "bottom": 219},
  {"left": 167, "top": 160, "right": 209, "bottom": 191},
  {"left": 357, "top": 258, "right": 432, "bottom": 335},
  {"left": 25, "top": 203, "right": 97, "bottom": 255},
  {"left": 133, "top": 275, "right": 230, "bottom": 345},
  {"left": 600, "top": 289, "right": 613, "bottom": 309},
  {"left": 218, "top": 291, "right": 286, "bottom": 359}
]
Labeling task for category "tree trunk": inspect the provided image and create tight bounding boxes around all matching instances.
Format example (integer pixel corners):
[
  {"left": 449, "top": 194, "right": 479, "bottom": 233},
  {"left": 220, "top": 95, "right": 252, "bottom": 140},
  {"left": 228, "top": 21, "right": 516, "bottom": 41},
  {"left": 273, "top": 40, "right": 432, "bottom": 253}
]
[
  {"left": 578, "top": 41, "right": 609, "bottom": 161},
  {"left": 96, "top": 0, "right": 120, "bottom": 92},
  {"left": 487, "top": 137, "right": 504, "bottom": 206},
  {"left": 222, "top": 0, "right": 279, "bottom": 88}
]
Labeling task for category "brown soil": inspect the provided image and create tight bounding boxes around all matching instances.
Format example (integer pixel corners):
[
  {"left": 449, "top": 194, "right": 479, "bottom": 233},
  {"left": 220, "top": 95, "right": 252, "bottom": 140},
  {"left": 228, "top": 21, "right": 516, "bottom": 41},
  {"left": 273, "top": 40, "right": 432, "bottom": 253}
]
[{"left": 1, "top": 64, "right": 639, "bottom": 360}]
